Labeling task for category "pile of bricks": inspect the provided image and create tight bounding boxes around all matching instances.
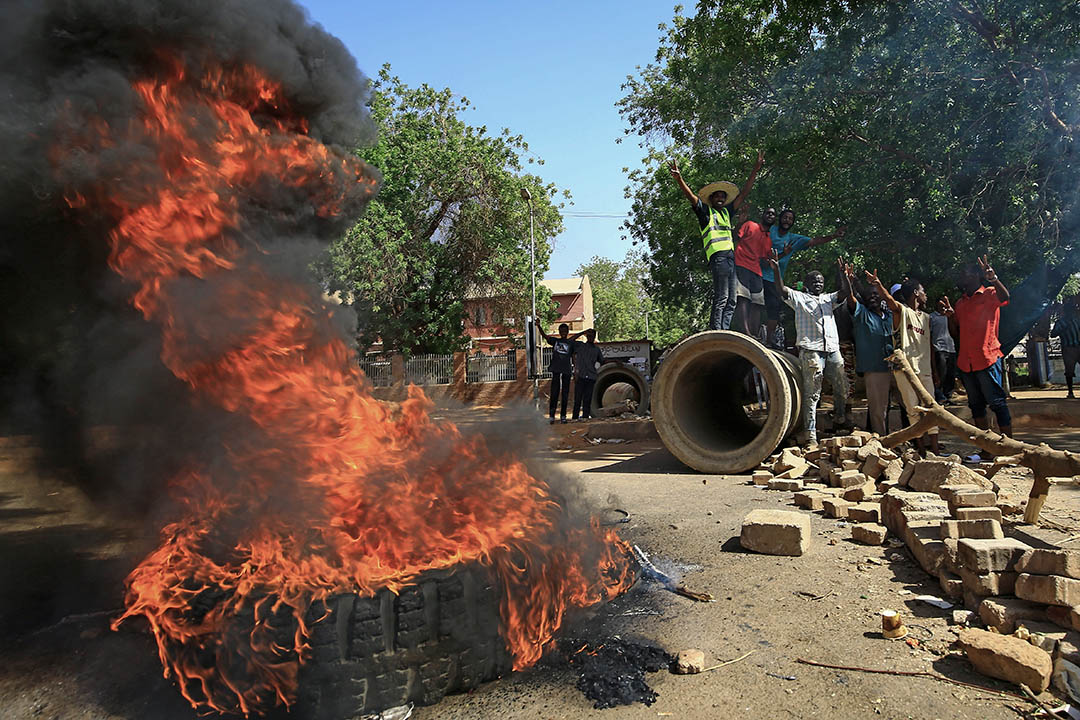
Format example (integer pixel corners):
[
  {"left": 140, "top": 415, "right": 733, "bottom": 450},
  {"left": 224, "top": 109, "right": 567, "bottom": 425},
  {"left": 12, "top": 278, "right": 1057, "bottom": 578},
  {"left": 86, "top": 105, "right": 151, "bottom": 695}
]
[{"left": 749, "top": 431, "right": 1080, "bottom": 694}]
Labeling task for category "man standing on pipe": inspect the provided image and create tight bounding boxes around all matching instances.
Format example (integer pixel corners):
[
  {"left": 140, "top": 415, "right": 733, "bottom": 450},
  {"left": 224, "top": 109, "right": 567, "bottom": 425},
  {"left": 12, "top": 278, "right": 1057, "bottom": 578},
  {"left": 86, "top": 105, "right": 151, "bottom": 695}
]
[
  {"left": 767, "top": 250, "right": 849, "bottom": 446},
  {"left": 733, "top": 204, "right": 776, "bottom": 337},
  {"left": 668, "top": 151, "right": 765, "bottom": 331},
  {"left": 762, "top": 210, "right": 846, "bottom": 348}
]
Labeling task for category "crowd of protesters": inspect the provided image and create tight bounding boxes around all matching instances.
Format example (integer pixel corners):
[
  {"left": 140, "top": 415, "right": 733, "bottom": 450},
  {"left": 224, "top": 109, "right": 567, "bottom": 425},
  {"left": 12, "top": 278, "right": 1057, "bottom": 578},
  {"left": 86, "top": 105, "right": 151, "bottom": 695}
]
[{"left": 671, "top": 156, "right": 1030, "bottom": 456}]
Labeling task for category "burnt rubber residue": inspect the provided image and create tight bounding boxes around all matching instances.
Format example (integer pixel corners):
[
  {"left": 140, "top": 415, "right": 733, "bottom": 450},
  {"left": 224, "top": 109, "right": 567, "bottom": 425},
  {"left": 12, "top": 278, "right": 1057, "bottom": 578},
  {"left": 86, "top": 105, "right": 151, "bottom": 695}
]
[{"left": 560, "top": 638, "right": 671, "bottom": 709}]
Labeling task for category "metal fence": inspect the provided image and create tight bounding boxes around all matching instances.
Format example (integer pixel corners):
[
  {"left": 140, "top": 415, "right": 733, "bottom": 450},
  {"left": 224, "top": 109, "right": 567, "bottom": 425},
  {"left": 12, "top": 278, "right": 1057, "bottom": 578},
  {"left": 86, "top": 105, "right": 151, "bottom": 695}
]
[
  {"left": 466, "top": 350, "right": 518, "bottom": 383},
  {"left": 404, "top": 353, "right": 453, "bottom": 385},
  {"left": 357, "top": 354, "right": 393, "bottom": 387},
  {"left": 536, "top": 346, "right": 553, "bottom": 379}
]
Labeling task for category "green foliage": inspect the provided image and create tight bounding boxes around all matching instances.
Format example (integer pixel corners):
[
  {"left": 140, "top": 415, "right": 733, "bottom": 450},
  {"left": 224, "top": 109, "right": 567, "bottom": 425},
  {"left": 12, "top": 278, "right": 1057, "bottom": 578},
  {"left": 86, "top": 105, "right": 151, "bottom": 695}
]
[
  {"left": 324, "top": 66, "right": 567, "bottom": 354},
  {"left": 621, "top": 0, "right": 1080, "bottom": 311},
  {"left": 575, "top": 250, "right": 697, "bottom": 346}
]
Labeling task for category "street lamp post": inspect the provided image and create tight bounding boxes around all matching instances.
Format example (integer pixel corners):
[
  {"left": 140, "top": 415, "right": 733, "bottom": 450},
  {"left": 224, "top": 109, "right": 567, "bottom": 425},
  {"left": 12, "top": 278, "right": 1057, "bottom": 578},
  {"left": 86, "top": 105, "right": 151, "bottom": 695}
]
[
  {"left": 520, "top": 187, "right": 537, "bottom": 404},
  {"left": 645, "top": 308, "right": 659, "bottom": 340},
  {"left": 520, "top": 187, "right": 536, "bottom": 332}
]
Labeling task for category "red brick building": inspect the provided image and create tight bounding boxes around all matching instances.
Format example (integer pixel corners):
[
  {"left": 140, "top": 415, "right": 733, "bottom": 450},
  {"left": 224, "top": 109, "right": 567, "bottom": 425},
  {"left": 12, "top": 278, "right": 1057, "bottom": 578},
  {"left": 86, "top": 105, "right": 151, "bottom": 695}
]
[{"left": 463, "top": 275, "right": 594, "bottom": 351}]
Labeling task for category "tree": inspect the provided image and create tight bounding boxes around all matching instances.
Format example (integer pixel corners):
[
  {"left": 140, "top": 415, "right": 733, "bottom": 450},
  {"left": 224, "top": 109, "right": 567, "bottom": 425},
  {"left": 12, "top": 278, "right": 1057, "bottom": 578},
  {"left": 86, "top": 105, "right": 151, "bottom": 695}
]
[
  {"left": 325, "top": 66, "right": 567, "bottom": 354},
  {"left": 620, "top": 0, "right": 1080, "bottom": 314},
  {"left": 576, "top": 250, "right": 696, "bottom": 346}
]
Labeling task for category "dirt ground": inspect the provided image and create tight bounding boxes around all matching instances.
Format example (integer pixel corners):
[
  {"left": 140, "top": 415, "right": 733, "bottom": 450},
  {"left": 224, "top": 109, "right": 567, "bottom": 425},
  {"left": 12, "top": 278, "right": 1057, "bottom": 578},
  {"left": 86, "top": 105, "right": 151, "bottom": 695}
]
[{"left": 1, "top": 391, "right": 1079, "bottom": 720}]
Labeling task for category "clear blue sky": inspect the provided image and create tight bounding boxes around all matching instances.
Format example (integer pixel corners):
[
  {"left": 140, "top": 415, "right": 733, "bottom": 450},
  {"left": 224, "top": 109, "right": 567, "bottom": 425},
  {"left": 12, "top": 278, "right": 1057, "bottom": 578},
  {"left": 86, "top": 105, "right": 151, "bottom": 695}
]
[{"left": 298, "top": 1, "right": 678, "bottom": 280}]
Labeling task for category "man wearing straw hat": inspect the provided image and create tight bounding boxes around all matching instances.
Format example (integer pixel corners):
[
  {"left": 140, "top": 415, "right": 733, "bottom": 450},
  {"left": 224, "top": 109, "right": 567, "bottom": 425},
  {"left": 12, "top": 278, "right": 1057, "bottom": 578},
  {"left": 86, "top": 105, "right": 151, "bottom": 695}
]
[{"left": 669, "top": 151, "right": 765, "bottom": 330}]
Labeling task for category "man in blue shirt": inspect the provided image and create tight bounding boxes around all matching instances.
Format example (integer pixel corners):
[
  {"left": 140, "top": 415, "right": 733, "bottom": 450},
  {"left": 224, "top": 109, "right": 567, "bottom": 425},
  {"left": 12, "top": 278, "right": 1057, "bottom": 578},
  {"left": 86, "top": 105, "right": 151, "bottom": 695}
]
[
  {"left": 761, "top": 209, "right": 846, "bottom": 347},
  {"left": 841, "top": 260, "right": 893, "bottom": 435}
]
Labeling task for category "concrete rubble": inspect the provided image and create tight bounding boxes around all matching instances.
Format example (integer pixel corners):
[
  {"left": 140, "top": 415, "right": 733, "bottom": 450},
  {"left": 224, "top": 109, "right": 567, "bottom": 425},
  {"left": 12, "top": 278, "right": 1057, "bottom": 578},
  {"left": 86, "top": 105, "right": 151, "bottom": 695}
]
[{"left": 746, "top": 430, "right": 1080, "bottom": 698}]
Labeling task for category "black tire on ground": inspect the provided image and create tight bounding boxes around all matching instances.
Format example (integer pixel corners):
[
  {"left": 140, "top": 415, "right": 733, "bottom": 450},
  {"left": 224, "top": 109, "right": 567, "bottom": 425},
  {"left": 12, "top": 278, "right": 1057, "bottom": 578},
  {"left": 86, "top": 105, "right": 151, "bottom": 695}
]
[
  {"left": 591, "top": 362, "right": 651, "bottom": 416},
  {"left": 294, "top": 565, "right": 511, "bottom": 719}
]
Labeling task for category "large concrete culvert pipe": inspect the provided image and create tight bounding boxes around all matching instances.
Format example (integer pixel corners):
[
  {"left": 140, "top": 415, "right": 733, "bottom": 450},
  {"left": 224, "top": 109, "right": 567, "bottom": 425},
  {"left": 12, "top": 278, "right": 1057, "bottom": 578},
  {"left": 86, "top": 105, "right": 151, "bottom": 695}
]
[
  {"left": 592, "top": 362, "right": 651, "bottom": 416},
  {"left": 652, "top": 331, "right": 803, "bottom": 474}
]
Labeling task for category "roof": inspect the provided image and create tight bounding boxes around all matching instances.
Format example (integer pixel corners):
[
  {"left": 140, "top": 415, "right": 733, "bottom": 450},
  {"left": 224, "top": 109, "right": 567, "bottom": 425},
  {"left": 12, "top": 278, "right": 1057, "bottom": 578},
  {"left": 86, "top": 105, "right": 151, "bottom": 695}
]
[{"left": 540, "top": 276, "right": 585, "bottom": 295}]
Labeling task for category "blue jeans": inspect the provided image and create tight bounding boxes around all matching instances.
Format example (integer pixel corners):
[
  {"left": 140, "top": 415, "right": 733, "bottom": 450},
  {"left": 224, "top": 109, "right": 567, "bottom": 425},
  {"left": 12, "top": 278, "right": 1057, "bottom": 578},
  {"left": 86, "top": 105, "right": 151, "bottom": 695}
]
[
  {"left": 959, "top": 357, "right": 1011, "bottom": 427},
  {"left": 709, "top": 251, "right": 736, "bottom": 330},
  {"left": 798, "top": 349, "right": 848, "bottom": 442}
]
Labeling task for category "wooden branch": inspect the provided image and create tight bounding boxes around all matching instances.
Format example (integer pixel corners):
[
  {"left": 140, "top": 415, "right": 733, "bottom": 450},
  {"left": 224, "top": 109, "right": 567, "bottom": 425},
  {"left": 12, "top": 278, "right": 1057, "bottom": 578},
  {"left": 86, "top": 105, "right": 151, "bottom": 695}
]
[{"left": 881, "top": 351, "right": 1080, "bottom": 524}]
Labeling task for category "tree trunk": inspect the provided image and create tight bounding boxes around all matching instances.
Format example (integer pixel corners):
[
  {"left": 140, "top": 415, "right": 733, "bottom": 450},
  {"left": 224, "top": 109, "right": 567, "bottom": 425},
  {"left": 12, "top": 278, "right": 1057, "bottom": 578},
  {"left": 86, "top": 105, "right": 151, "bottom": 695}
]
[{"left": 881, "top": 351, "right": 1080, "bottom": 523}]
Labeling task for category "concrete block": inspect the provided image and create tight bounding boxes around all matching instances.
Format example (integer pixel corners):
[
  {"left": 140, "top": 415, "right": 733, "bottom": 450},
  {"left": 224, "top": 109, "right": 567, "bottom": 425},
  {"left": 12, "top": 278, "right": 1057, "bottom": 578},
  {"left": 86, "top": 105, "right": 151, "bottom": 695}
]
[
  {"left": 939, "top": 518, "right": 1004, "bottom": 540},
  {"left": 751, "top": 470, "right": 772, "bottom": 484},
  {"left": 837, "top": 446, "right": 861, "bottom": 461},
  {"left": 980, "top": 596, "right": 1048, "bottom": 634},
  {"left": 1016, "top": 549, "right": 1080, "bottom": 580},
  {"left": 847, "top": 502, "right": 881, "bottom": 524},
  {"left": 861, "top": 454, "right": 887, "bottom": 480},
  {"left": 1017, "top": 574, "right": 1080, "bottom": 607},
  {"left": 823, "top": 497, "right": 853, "bottom": 519},
  {"left": 851, "top": 523, "right": 887, "bottom": 545},
  {"left": 907, "top": 459, "right": 992, "bottom": 494},
  {"left": 906, "top": 523, "right": 948, "bottom": 575},
  {"left": 958, "top": 567, "right": 1017, "bottom": 596},
  {"left": 740, "top": 510, "right": 811, "bottom": 556},
  {"left": 957, "top": 538, "right": 1032, "bottom": 573},
  {"left": 958, "top": 628, "right": 1052, "bottom": 692},
  {"left": 841, "top": 458, "right": 860, "bottom": 471},
  {"left": 880, "top": 488, "right": 948, "bottom": 536},
  {"left": 772, "top": 448, "right": 806, "bottom": 474},
  {"left": 774, "top": 465, "right": 809, "bottom": 480},
  {"left": 794, "top": 491, "right": 825, "bottom": 511},
  {"left": 834, "top": 469, "right": 868, "bottom": 488},
  {"left": 949, "top": 490, "right": 998, "bottom": 516},
  {"left": 939, "top": 570, "right": 964, "bottom": 599},
  {"left": 939, "top": 483, "right": 986, "bottom": 503},
  {"left": 768, "top": 478, "right": 804, "bottom": 491},
  {"left": 956, "top": 506, "right": 1003, "bottom": 523},
  {"left": 882, "top": 458, "right": 904, "bottom": 485},
  {"left": 674, "top": 648, "right": 705, "bottom": 674},
  {"left": 842, "top": 482, "right": 877, "bottom": 502}
]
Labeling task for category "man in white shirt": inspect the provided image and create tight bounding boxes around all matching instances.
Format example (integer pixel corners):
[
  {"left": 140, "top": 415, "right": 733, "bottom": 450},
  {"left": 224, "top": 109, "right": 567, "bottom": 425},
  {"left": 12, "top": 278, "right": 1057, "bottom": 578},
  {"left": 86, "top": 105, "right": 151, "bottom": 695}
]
[{"left": 767, "top": 252, "right": 849, "bottom": 445}]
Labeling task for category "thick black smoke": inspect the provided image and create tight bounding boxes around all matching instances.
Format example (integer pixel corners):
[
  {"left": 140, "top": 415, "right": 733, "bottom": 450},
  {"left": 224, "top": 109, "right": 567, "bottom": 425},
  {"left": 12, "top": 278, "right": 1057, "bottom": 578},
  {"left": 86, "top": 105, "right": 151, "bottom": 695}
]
[{"left": 0, "top": 0, "right": 377, "bottom": 513}]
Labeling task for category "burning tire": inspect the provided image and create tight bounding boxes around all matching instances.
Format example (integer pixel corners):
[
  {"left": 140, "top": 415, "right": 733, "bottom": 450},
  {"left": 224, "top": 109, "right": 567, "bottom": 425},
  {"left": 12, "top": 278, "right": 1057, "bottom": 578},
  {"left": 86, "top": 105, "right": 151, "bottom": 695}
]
[{"left": 294, "top": 565, "right": 511, "bottom": 718}]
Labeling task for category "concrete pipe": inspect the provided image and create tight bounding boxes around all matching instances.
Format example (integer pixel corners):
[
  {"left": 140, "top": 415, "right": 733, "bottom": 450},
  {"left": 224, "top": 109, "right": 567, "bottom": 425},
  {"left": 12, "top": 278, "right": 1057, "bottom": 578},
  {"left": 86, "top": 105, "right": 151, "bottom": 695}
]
[
  {"left": 652, "top": 331, "right": 803, "bottom": 474},
  {"left": 592, "top": 362, "right": 651, "bottom": 416}
]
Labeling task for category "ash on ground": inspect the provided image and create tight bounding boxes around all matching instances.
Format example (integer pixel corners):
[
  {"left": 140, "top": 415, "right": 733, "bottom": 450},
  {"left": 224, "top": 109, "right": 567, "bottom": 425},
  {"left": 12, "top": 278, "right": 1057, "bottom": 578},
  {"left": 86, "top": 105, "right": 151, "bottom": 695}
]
[{"left": 559, "top": 637, "right": 671, "bottom": 709}]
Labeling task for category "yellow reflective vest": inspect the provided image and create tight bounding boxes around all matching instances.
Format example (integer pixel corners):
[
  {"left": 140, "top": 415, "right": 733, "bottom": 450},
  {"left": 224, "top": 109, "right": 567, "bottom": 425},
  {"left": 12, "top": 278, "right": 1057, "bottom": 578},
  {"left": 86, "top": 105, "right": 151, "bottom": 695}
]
[{"left": 701, "top": 205, "right": 734, "bottom": 260}]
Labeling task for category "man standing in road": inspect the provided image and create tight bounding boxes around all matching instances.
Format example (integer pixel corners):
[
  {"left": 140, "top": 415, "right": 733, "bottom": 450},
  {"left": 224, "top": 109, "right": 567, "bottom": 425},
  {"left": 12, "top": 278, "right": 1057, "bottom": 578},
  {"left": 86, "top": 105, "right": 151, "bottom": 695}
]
[
  {"left": 930, "top": 300, "right": 957, "bottom": 404},
  {"left": 865, "top": 272, "right": 941, "bottom": 455},
  {"left": 767, "top": 251, "right": 848, "bottom": 446},
  {"left": 841, "top": 261, "right": 893, "bottom": 436},
  {"left": 669, "top": 151, "right": 764, "bottom": 331},
  {"left": 941, "top": 256, "right": 1012, "bottom": 462},
  {"left": 1052, "top": 293, "right": 1080, "bottom": 399},
  {"left": 761, "top": 209, "right": 846, "bottom": 347},
  {"left": 571, "top": 328, "right": 606, "bottom": 421},
  {"left": 541, "top": 323, "right": 584, "bottom": 424}
]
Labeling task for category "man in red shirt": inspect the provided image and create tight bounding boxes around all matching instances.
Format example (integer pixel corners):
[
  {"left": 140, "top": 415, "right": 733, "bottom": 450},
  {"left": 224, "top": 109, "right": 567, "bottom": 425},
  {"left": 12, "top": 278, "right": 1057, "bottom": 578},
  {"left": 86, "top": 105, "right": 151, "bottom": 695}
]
[
  {"left": 734, "top": 206, "right": 776, "bottom": 337},
  {"left": 941, "top": 255, "right": 1012, "bottom": 461}
]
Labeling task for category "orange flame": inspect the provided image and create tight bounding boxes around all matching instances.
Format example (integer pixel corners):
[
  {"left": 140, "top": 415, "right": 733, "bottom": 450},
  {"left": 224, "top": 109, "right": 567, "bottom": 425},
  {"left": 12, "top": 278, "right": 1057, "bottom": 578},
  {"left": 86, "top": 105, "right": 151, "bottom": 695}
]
[{"left": 56, "top": 57, "right": 633, "bottom": 714}]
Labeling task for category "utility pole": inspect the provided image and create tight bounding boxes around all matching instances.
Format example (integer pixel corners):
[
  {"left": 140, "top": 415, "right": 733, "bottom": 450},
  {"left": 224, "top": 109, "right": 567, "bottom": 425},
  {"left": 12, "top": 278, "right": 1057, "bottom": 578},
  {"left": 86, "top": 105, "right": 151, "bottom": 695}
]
[{"left": 520, "top": 187, "right": 538, "bottom": 405}]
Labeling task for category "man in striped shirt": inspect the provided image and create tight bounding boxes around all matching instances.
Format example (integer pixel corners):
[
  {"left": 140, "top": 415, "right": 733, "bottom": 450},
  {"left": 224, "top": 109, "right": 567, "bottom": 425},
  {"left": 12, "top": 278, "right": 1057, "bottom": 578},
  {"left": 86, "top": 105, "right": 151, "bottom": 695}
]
[
  {"left": 767, "top": 251, "right": 848, "bottom": 445},
  {"left": 1052, "top": 293, "right": 1080, "bottom": 399}
]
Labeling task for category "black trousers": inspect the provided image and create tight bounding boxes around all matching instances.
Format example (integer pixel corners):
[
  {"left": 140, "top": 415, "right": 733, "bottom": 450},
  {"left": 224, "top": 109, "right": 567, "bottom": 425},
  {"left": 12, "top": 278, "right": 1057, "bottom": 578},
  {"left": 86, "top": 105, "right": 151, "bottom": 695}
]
[
  {"left": 932, "top": 350, "right": 957, "bottom": 401},
  {"left": 573, "top": 376, "right": 596, "bottom": 419},
  {"left": 549, "top": 372, "right": 571, "bottom": 419}
]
